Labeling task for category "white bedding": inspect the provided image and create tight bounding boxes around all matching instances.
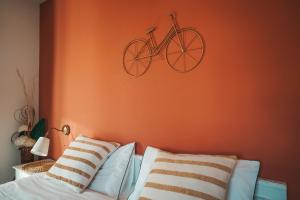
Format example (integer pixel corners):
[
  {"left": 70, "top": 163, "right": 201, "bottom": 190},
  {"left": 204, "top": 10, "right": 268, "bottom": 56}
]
[{"left": 0, "top": 173, "right": 113, "bottom": 200}]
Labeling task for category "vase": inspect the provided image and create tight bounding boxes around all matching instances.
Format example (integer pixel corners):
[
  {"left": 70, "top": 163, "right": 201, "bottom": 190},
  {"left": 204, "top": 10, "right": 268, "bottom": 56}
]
[{"left": 20, "top": 147, "right": 34, "bottom": 164}]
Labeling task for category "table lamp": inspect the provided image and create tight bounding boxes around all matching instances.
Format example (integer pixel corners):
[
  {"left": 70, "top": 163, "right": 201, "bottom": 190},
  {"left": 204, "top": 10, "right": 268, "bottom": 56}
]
[
  {"left": 31, "top": 124, "right": 71, "bottom": 157},
  {"left": 31, "top": 137, "right": 50, "bottom": 157}
]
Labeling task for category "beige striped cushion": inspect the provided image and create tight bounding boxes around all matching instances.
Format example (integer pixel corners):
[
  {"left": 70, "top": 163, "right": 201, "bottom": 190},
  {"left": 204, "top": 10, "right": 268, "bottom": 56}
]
[
  {"left": 139, "top": 150, "right": 237, "bottom": 200},
  {"left": 46, "top": 135, "right": 119, "bottom": 192}
]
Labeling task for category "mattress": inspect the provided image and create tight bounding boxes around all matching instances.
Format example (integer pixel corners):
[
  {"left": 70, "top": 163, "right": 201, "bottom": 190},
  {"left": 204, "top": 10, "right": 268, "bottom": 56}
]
[{"left": 0, "top": 173, "right": 113, "bottom": 200}]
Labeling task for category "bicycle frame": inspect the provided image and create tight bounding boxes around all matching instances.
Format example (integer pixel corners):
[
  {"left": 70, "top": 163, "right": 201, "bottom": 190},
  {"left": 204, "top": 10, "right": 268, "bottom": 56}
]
[{"left": 136, "top": 15, "right": 184, "bottom": 60}]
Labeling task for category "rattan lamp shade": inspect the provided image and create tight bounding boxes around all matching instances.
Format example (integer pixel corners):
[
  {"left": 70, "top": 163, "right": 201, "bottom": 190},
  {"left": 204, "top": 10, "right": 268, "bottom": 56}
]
[{"left": 31, "top": 137, "right": 50, "bottom": 157}]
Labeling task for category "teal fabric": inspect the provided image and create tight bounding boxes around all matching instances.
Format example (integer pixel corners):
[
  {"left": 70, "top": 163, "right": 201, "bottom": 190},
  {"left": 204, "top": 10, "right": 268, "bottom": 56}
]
[
  {"left": 30, "top": 118, "right": 46, "bottom": 140},
  {"left": 254, "top": 178, "right": 287, "bottom": 200},
  {"left": 128, "top": 147, "right": 158, "bottom": 200},
  {"left": 89, "top": 142, "right": 135, "bottom": 199},
  {"left": 132, "top": 155, "right": 142, "bottom": 184}
]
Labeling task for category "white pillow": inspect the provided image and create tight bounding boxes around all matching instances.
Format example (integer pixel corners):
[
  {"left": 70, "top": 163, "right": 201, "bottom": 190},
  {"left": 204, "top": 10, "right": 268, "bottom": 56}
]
[
  {"left": 129, "top": 146, "right": 260, "bottom": 200},
  {"left": 227, "top": 160, "right": 260, "bottom": 200},
  {"left": 138, "top": 149, "right": 237, "bottom": 199},
  {"left": 46, "top": 135, "right": 119, "bottom": 193},
  {"left": 89, "top": 142, "right": 135, "bottom": 199}
]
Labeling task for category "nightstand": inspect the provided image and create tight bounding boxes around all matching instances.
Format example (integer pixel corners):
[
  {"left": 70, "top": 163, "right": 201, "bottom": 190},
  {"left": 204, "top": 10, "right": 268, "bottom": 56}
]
[{"left": 13, "top": 159, "right": 55, "bottom": 180}]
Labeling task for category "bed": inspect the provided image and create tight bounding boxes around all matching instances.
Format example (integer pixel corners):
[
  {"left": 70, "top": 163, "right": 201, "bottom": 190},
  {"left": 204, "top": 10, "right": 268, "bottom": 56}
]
[
  {"left": 0, "top": 136, "right": 287, "bottom": 200},
  {"left": 0, "top": 173, "right": 113, "bottom": 200},
  {"left": 0, "top": 156, "right": 286, "bottom": 200}
]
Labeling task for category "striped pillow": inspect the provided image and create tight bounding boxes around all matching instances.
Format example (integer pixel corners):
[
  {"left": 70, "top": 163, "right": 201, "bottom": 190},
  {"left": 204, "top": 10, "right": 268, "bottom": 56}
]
[
  {"left": 139, "top": 150, "right": 237, "bottom": 200},
  {"left": 46, "top": 135, "right": 119, "bottom": 192}
]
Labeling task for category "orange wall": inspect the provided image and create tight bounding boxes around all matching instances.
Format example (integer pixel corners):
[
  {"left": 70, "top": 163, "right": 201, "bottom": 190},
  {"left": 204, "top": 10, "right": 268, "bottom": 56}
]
[{"left": 40, "top": 0, "right": 300, "bottom": 198}]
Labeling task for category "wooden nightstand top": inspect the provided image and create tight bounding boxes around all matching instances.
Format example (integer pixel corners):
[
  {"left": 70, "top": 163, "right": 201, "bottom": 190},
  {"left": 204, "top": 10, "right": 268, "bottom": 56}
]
[{"left": 13, "top": 159, "right": 55, "bottom": 174}]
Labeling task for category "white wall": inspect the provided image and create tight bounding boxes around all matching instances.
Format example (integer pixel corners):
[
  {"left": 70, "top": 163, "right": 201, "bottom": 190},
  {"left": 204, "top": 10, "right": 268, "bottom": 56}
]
[{"left": 0, "top": 0, "right": 40, "bottom": 183}]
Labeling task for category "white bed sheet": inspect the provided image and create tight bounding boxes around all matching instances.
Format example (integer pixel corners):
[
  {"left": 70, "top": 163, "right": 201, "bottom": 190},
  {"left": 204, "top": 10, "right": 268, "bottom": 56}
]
[{"left": 0, "top": 173, "right": 113, "bottom": 200}]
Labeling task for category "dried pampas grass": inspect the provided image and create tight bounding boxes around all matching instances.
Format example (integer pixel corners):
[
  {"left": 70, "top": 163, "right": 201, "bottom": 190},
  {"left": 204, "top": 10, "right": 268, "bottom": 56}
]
[{"left": 16, "top": 68, "right": 36, "bottom": 130}]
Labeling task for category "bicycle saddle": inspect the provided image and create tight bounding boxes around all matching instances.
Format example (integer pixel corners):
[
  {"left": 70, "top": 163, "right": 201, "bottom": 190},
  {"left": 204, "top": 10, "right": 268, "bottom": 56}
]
[{"left": 145, "top": 26, "right": 156, "bottom": 34}]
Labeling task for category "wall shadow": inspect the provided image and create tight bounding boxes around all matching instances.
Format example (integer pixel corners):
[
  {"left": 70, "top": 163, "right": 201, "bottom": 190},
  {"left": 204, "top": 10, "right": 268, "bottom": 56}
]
[{"left": 39, "top": 0, "right": 63, "bottom": 157}]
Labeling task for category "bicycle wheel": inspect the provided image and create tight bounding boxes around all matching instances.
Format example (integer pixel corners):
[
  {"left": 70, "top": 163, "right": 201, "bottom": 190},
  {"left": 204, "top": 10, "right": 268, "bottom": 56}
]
[
  {"left": 166, "top": 28, "right": 205, "bottom": 73},
  {"left": 123, "top": 39, "right": 152, "bottom": 77}
]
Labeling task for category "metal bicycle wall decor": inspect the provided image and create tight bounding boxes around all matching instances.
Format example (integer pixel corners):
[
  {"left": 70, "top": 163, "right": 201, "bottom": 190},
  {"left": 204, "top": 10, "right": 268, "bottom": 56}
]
[{"left": 123, "top": 12, "right": 205, "bottom": 77}]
